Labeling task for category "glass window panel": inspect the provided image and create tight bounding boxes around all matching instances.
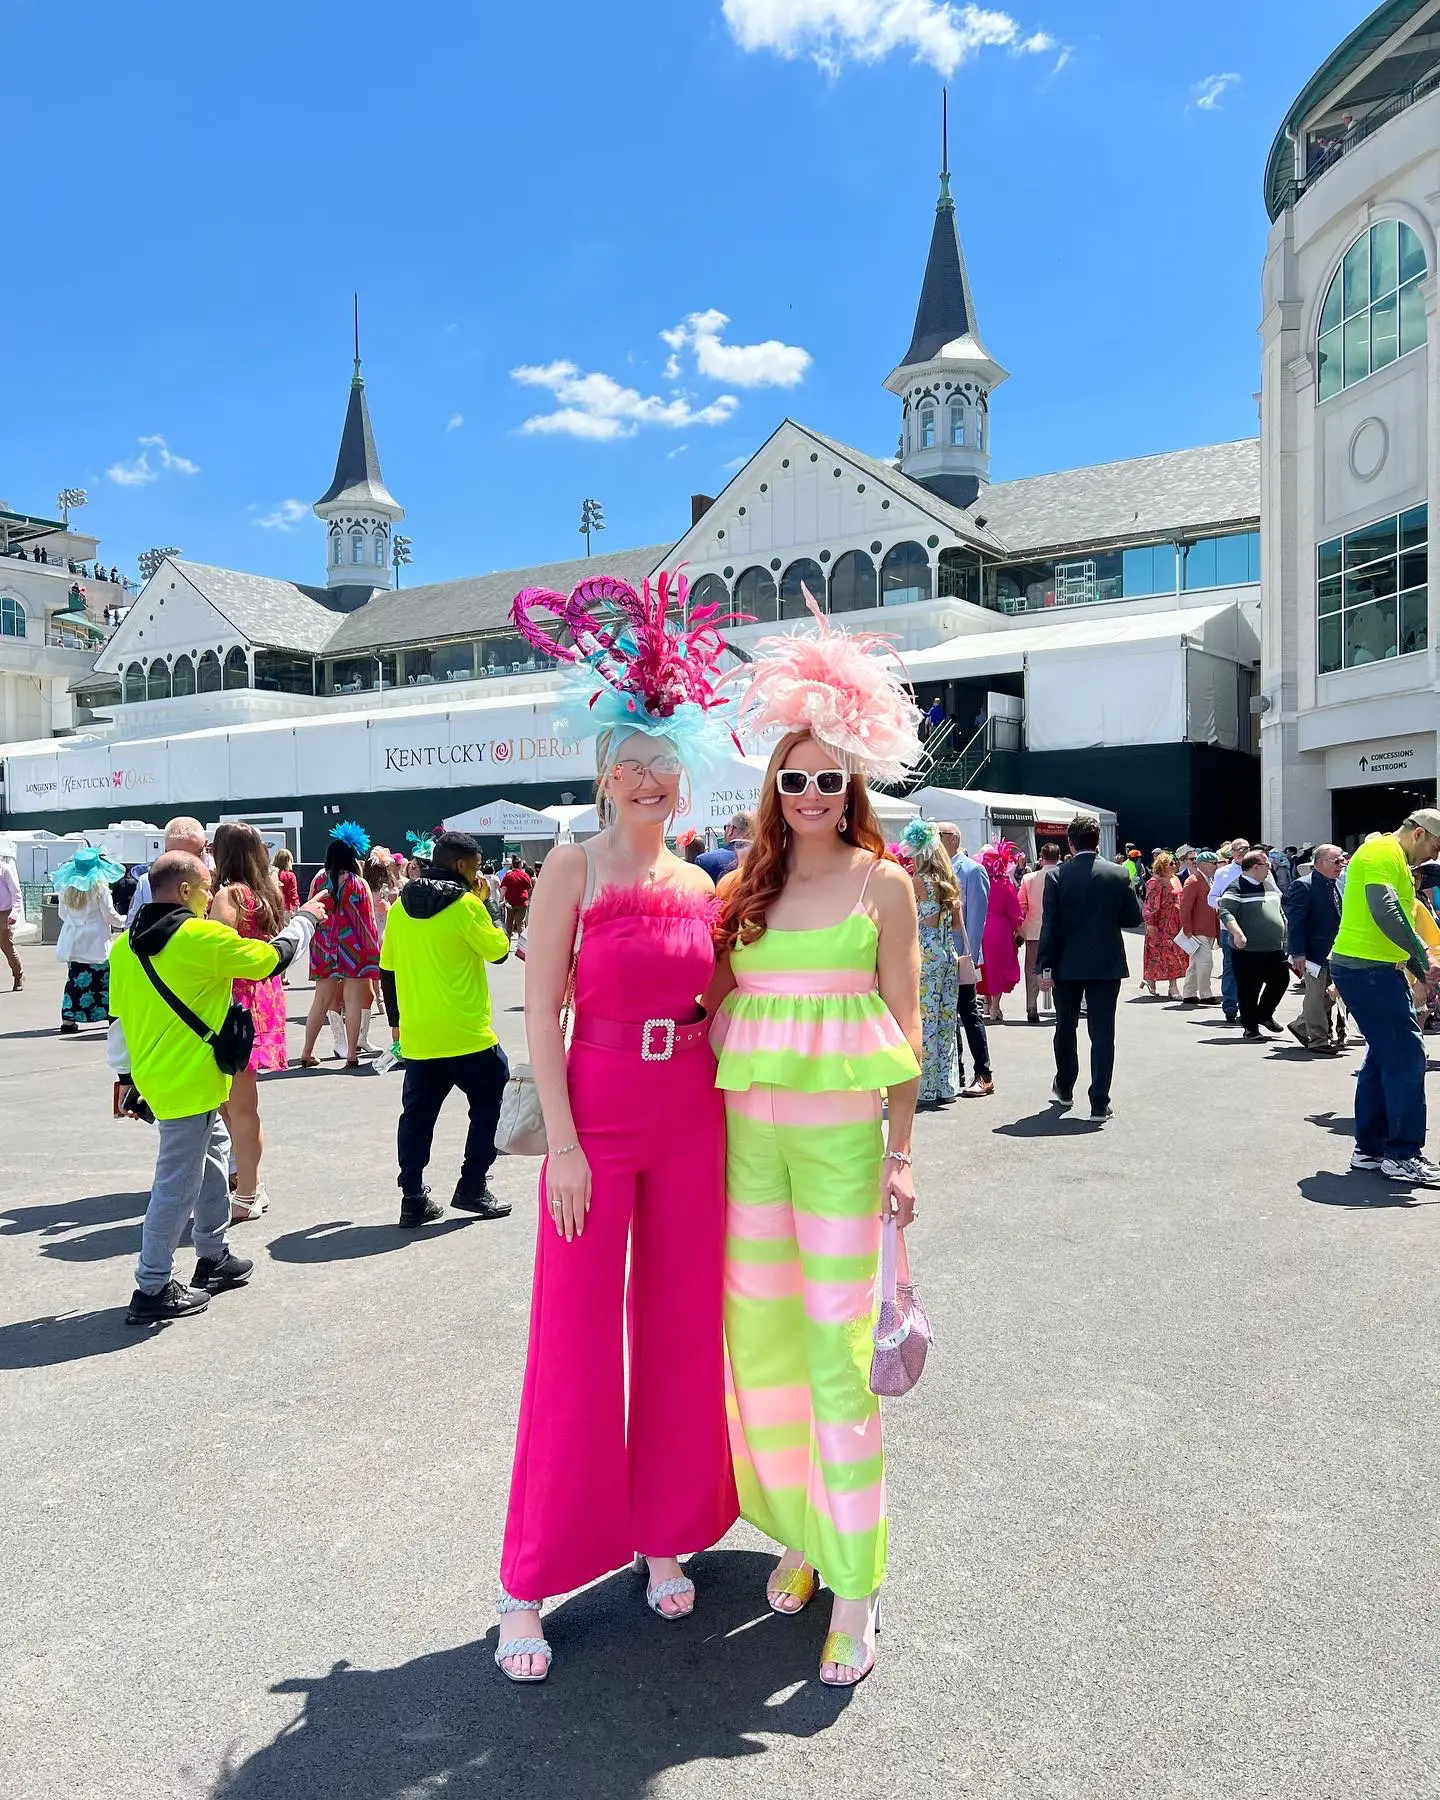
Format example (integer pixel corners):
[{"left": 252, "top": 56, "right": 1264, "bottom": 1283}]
[
  {"left": 1345, "top": 559, "right": 1397, "bottom": 607},
  {"left": 1400, "top": 505, "right": 1427, "bottom": 552},
  {"left": 1344, "top": 516, "right": 1397, "bottom": 567},
  {"left": 1344, "top": 598, "right": 1397, "bottom": 666},
  {"left": 780, "top": 559, "right": 826, "bottom": 619},
  {"left": 1122, "top": 543, "right": 1173, "bottom": 597},
  {"left": 1401, "top": 550, "right": 1427, "bottom": 593},
  {"left": 1318, "top": 575, "right": 1342, "bottom": 616},
  {"left": 1371, "top": 291, "right": 1398, "bottom": 370},
  {"left": 1342, "top": 235, "right": 1369, "bottom": 317},
  {"left": 1343, "top": 314, "right": 1370, "bottom": 385},
  {"left": 1183, "top": 539, "right": 1218, "bottom": 590},
  {"left": 829, "top": 551, "right": 877, "bottom": 614},
  {"left": 1370, "top": 219, "right": 1399, "bottom": 299},
  {"left": 1399, "top": 279, "right": 1426, "bottom": 357},
  {"left": 1317, "top": 538, "right": 1342, "bottom": 581},
  {"left": 880, "top": 542, "right": 932, "bottom": 605},
  {"left": 1211, "top": 535, "right": 1251, "bottom": 587},
  {"left": 124, "top": 663, "right": 146, "bottom": 704},
  {"left": 172, "top": 654, "right": 196, "bottom": 697},
  {"left": 1316, "top": 328, "right": 1342, "bottom": 400},
  {"left": 1399, "top": 222, "right": 1427, "bottom": 285},
  {"left": 147, "top": 660, "right": 171, "bottom": 700},
  {"left": 1319, "top": 272, "right": 1342, "bottom": 337},
  {"left": 1400, "top": 589, "right": 1427, "bottom": 658},
  {"left": 197, "top": 651, "right": 221, "bottom": 693},
  {"left": 1319, "top": 614, "right": 1343, "bottom": 674},
  {"left": 734, "top": 567, "right": 778, "bottom": 624}
]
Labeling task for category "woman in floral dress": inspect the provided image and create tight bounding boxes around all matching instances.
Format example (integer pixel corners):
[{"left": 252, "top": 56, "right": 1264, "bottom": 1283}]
[
  {"left": 210, "top": 822, "right": 291, "bottom": 1221},
  {"left": 300, "top": 823, "right": 380, "bottom": 1068},
  {"left": 904, "top": 819, "right": 961, "bottom": 1106},
  {"left": 1141, "top": 850, "right": 1189, "bottom": 997}
]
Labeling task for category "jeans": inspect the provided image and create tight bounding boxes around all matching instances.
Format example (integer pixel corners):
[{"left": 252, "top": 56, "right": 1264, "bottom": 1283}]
[
  {"left": 1051, "top": 979, "right": 1121, "bottom": 1113},
  {"left": 1232, "top": 949, "right": 1290, "bottom": 1030},
  {"left": 1219, "top": 926, "right": 1237, "bottom": 1016},
  {"left": 1182, "top": 937, "right": 1215, "bottom": 1000},
  {"left": 1329, "top": 962, "right": 1426, "bottom": 1161},
  {"left": 397, "top": 1045, "right": 510, "bottom": 1196},
  {"left": 135, "top": 1110, "right": 232, "bottom": 1294},
  {"left": 955, "top": 982, "right": 991, "bottom": 1082}
]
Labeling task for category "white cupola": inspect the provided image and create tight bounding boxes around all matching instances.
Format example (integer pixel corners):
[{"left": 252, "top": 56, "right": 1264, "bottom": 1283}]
[{"left": 313, "top": 298, "right": 404, "bottom": 601}]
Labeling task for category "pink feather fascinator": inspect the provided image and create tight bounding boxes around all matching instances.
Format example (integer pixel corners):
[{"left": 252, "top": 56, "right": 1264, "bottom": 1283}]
[{"left": 731, "top": 586, "right": 923, "bottom": 787}]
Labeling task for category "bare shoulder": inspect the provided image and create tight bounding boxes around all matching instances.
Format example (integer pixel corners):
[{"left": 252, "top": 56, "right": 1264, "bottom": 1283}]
[
  {"left": 535, "top": 844, "right": 588, "bottom": 898},
  {"left": 669, "top": 859, "right": 718, "bottom": 899},
  {"left": 869, "top": 856, "right": 918, "bottom": 914}
]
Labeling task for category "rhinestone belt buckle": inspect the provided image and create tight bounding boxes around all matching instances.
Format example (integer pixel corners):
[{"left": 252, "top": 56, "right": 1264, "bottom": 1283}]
[{"left": 641, "top": 1017, "right": 676, "bottom": 1062}]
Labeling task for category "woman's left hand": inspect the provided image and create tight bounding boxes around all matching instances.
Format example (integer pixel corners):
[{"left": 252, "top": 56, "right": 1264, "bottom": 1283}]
[{"left": 881, "top": 1158, "right": 917, "bottom": 1228}]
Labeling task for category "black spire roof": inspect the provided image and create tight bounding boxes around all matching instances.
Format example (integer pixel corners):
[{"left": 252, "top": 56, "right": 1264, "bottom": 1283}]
[
  {"left": 315, "top": 372, "right": 400, "bottom": 512},
  {"left": 901, "top": 182, "right": 970, "bottom": 365}
]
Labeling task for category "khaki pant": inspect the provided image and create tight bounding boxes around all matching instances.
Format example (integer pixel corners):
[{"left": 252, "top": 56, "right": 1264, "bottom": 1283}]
[
  {"left": 1292, "top": 965, "right": 1335, "bottom": 1044},
  {"left": 0, "top": 916, "right": 20, "bottom": 985},
  {"left": 1182, "top": 936, "right": 1214, "bottom": 1000},
  {"left": 1023, "top": 939, "right": 1050, "bottom": 1017}
]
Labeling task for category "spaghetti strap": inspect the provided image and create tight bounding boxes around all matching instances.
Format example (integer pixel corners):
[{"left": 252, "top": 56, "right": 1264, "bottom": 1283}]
[
  {"left": 580, "top": 840, "right": 599, "bottom": 911},
  {"left": 855, "top": 854, "right": 882, "bottom": 911}
]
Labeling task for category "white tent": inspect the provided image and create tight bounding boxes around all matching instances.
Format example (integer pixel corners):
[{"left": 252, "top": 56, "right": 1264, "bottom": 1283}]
[
  {"left": 912, "top": 787, "right": 1118, "bottom": 860},
  {"left": 442, "top": 798, "right": 559, "bottom": 839}
]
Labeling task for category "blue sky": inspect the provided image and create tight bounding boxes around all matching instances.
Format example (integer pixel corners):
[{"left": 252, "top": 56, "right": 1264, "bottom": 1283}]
[{"left": 3, "top": 0, "right": 1370, "bottom": 587}]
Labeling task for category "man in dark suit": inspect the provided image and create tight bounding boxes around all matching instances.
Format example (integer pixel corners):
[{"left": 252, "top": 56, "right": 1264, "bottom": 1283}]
[
  {"left": 1037, "top": 813, "right": 1143, "bottom": 1122},
  {"left": 1282, "top": 844, "right": 1344, "bottom": 1052}
]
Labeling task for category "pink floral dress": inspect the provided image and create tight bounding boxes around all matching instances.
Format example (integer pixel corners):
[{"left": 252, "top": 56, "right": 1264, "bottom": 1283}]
[{"left": 225, "top": 882, "right": 291, "bottom": 1073}]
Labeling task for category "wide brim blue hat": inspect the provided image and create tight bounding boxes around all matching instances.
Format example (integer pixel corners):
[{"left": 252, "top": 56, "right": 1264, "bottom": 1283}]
[{"left": 52, "top": 846, "right": 125, "bottom": 891}]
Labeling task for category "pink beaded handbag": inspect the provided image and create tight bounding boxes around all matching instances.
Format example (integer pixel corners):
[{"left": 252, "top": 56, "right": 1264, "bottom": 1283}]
[{"left": 869, "top": 1218, "right": 932, "bottom": 1397}]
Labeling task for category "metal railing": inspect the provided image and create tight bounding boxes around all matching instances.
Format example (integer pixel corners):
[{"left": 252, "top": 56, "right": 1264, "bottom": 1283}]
[
  {"left": 914, "top": 715, "right": 1022, "bottom": 794},
  {"left": 1273, "top": 62, "right": 1440, "bottom": 211}
]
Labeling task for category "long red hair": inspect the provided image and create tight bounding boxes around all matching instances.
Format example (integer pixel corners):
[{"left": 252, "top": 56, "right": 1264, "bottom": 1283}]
[{"left": 716, "top": 730, "right": 887, "bottom": 953}]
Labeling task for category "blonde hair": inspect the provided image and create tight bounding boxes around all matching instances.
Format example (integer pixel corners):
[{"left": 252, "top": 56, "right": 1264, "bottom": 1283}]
[
  {"left": 1151, "top": 850, "right": 1176, "bottom": 881},
  {"left": 914, "top": 837, "right": 960, "bottom": 915}
]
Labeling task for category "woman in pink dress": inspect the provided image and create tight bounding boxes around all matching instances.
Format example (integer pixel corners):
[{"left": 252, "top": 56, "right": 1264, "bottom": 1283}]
[
  {"left": 209, "top": 822, "right": 291, "bottom": 1222},
  {"left": 1142, "top": 850, "right": 1189, "bottom": 997},
  {"left": 299, "top": 824, "right": 381, "bottom": 1068},
  {"left": 494, "top": 570, "right": 739, "bottom": 1684},
  {"left": 978, "top": 842, "right": 1023, "bottom": 1021}
]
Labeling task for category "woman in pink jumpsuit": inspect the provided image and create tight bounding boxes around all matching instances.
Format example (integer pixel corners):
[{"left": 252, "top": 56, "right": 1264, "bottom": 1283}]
[{"left": 495, "top": 569, "right": 742, "bottom": 1682}]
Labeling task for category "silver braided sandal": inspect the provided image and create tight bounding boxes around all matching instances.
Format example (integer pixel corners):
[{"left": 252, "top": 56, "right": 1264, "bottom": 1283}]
[
  {"left": 633, "top": 1554, "right": 696, "bottom": 1621},
  {"left": 494, "top": 1593, "right": 551, "bottom": 1683}
]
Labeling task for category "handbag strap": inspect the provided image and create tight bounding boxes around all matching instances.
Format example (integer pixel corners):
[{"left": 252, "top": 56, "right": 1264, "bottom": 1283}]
[
  {"left": 879, "top": 1215, "right": 898, "bottom": 1303},
  {"left": 559, "top": 843, "right": 596, "bottom": 1045},
  {"left": 137, "top": 949, "right": 218, "bottom": 1047}
]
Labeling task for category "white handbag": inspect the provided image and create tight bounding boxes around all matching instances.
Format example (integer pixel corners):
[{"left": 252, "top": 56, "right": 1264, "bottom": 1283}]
[{"left": 495, "top": 923, "right": 580, "bottom": 1157}]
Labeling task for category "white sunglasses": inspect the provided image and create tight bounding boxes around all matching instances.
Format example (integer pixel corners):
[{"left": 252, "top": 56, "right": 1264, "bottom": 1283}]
[{"left": 776, "top": 768, "right": 848, "bottom": 797}]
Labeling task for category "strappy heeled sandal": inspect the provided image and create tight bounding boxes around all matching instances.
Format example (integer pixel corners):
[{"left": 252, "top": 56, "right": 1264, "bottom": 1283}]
[
  {"left": 494, "top": 1592, "right": 551, "bottom": 1683},
  {"left": 633, "top": 1553, "right": 695, "bottom": 1620},
  {"left": 766, "top": 1558, "right": 816, "bottom": 1615},
  {"left": 819, "top": 1594, "right": 882, "bottom": 1688}
]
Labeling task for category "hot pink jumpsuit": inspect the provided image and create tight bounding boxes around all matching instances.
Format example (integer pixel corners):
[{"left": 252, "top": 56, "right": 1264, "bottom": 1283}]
[{"left": 500, "top": 880, "right": 738, "bottom": 1600}]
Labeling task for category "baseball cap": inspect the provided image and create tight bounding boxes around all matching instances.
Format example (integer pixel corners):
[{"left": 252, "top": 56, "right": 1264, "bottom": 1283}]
[{"left": 1406, "top": 808, "right": 1440, "bottom": 837}]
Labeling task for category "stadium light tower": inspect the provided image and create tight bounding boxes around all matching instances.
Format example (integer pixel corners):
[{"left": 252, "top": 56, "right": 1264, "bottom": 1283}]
[
  {"left": 137, "top": 547, "right": 181, "bottom": 583},
  {"left": 392, "top": 534, "right": 412, "bottom": 588},
  {"left": 56, "top": 488, "right": 87, "bottom": 526},
  {"left": 579, "top": 498, "right": 606, "bottom": 556}
]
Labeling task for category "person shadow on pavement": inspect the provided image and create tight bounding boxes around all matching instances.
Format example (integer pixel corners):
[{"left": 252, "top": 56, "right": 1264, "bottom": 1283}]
[{"left": 210, "top": 1550, "right": 856, "bottom": 1800}]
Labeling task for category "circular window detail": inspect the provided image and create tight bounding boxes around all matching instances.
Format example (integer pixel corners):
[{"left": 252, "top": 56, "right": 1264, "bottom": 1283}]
[
  {"left": 723, "top": 566, "right": 734, "bottom": 579},
  {"left": 833, "top": 468, "right": 841, "bottom": 477},
  {"left": 717, "top": 529, "right": 725, "bottom": 540},
  {"left": 809, "top": 453, "right": 818, "bottom": 463},
  {"left": 738, "top": 507, "right": 746, "bottom": 516},
  {"left": 770, "top": 558, "right": 782, "bottom": 571},
  {"left": 881, "top": 500, "right": 891, "bottom": 510},
  {"left": 782, "top": 458, "right": 790, "bottom": 468},
  {"left": 819, "top": 550, "right": 831, "bottom": 563},
  {"left": 857, "top": 483, "right": 866, "bottom": 493},
  {"left": 760, "top": 483, "right": 768, "bottom": 493},
  {"left": 927, "top": 535, "right": 940, "bottom": 549},
  {"left": 870, "top": 541, "right": 882, "bottom": 554},
  {"left": 1348, "top": 416, "right": 1390, "bottom": 482}
]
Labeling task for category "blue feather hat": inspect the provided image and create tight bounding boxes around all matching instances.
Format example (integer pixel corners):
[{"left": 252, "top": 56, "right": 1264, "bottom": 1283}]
[{"left": 330, "top": 820, "right": 371, "bottom": 857}]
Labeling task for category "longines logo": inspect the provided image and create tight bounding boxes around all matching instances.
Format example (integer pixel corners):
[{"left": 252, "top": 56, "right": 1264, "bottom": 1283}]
[
  {"left": 382, "top": 736, "right": 582, "bottom": 774},
  {"left": 25, "top": 780, "right": 58, "bottom": 798}
]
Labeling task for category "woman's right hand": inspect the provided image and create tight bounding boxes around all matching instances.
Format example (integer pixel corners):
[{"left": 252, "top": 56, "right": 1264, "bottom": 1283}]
[{"left": 545, "top": 1144, "right": 593, "bottom": 1242}]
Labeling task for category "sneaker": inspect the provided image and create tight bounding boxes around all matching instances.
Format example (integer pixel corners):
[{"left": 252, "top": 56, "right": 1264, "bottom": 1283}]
[
  {"left": 450, "top": 1182, "right": 512, "bottom": 1221},
  {"left": 1049, "top": 1082, "right": 1073, "bottom": 1108},
  {"left": 1381, "top": 1155, "right": 1440, "bottom": 1188},
  {"left": 192, "top": 1250, "right": 254, "bottom": 1291},
  {"left": 1242, "top": 1028, "right": 1263, "bottom": 1040},
  {"left": 1087, "top": 1105, "right": 1114, "bottom": 1124},
  {"left": 1222, "top": 1012, "right": 1238, "bottom": 1024},
  {"left": 961, "top": 1076, "right": 995, "bottom": 1098},
  {"left": 399, "top": 1193, "right": 445, "bottom": 1229},
  {"left": 127, "top": 1279, "right": 210, "bottom": 1324},
  {"left": 1349, "top": 1150, "right": 1382, "bottom": 1172}
]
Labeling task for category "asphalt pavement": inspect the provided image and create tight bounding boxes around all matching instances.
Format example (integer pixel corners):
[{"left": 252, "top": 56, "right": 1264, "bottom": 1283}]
[{"left": 3, "top": 943, "right": 1439, "bottom": 1800}]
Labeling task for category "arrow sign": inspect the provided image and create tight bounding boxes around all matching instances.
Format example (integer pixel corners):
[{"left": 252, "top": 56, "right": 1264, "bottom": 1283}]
[{"left": 1358, "top": 756, "right": 1369, "bottom": 772}]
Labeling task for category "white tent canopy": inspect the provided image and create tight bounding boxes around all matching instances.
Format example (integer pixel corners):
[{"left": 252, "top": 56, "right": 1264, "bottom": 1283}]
[
  {"left": 913, "top": 787, "right": 1118, "bottom": 859},
  {"left": 442, "top": 798, "right": 559, "bottom": 838}
]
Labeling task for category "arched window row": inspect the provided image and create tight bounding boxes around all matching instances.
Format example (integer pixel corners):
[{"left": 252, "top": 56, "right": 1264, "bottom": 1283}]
[
  {"left": 0, "top": 595, "right": 26, "bottom": 638},
  {"left": 1318, "top": 219, "right": 1427, "bottom": 401},
  {"left": 120, "top": 646, "right": 246, "bottom": 701},
  {"left": 700, "top": 543, "right": 939, "bottom": 621}
]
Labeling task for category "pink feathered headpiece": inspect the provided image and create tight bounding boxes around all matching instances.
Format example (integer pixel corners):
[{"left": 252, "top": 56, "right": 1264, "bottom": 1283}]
[
  {"left": 731, "top": 587, "right": 922, "bottom": 787},
  {"left": 980, "top": 840, "right": 1020, "bottom": 878}
]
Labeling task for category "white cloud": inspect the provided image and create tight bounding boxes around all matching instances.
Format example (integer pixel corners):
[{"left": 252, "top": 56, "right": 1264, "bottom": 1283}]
[
  {"left": 255, "top": 498, "right": 309, "bottom": 530},
  {"left": 512, "top": 360, "right": 739, "bottom": 441},
  {"left": 662, "top": 309, "right": 811, "bottom": 388},
  {"left": 1192, "top": 71, "right": 1240, "bottom": 111},
  {"left": 723, "top": 455, "right": 749, "bottom": 471},
  {"left": 106, "top": 434, "right": 200, "bottom": 486},
  {"left": 446, "top": 412, "right": 464, "bottom": 432},
  {"left": 667, "top": 444, "right": 690, "bottom": 460},
  {"left": 721, "top": 0, "right": 1059, "bottom": 76}
]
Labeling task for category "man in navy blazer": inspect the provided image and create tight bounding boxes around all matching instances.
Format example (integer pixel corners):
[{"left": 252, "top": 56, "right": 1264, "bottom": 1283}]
[
  {"left": 1282, "top": 844, "right": 1344, "bottom": 1052},
  {"left": 1037, "top": 814, "right": 1143, "bottom": 1122}
]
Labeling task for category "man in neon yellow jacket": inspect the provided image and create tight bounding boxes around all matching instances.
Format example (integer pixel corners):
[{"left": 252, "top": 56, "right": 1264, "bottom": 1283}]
[{"left": 109, "top": 851, "right": 326, "bottom": 1324}]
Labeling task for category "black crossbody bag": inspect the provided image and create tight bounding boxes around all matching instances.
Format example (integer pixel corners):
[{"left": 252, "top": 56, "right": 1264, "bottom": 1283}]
[{"left": 138, "top": 953, "right": 255, "bottom": 1077}]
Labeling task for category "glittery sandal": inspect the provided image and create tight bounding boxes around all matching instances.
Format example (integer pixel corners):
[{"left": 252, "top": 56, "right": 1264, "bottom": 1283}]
[
  {"left": 494, "top": 1592, "right": 551, "bottom": 1683},
  {"left": 819, "top": 1594, "right": 882, "bottom": 1688},
  {"left": 766, "top": 1557, "right": 817, "bottom": 1615}
]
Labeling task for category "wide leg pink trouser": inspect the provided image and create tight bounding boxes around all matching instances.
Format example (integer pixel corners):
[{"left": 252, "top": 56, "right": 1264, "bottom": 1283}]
[{"left": 500, "top": 1044, "right": 738, "bottom": 1601}]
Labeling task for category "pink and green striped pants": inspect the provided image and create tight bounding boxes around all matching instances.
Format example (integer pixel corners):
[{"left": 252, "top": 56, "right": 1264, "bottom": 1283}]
[{"left": 722, "top": 1083, "right": 887, "bottom": 1600}]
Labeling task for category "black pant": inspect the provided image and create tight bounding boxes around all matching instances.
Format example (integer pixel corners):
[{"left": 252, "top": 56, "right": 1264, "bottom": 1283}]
[
  {"left": 1052, "top": 979, "right": 1121, "bottom": 1112},
  {"left": 396, "top": 1045, "right": 509, "bottom": 1197},
  {"left": 1232, "top": 950, "right": 1289, "bottom": 1031},
  {"left": 956, "top": 982, "right": 991, "bottom": 1081}
]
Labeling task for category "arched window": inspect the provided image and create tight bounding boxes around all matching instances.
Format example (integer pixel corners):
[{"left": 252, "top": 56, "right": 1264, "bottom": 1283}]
[
  {"left": 124, "top": 661, "right": 145, "bottom": 704},
  {"left": 197, "top": 649, "right": 221, "bottom": 693},
  {"left": 780, "top": 558, "right": 826, "bottom": 619},
  {"left": 688, "top": 573, "right": 729, "bottom": 616},
  {"left": 881, "top": 542, "right": 931, "bottom": 606},
  {"left": 0, "top": 595, "right": 25, "bottom": 637},
  {"left": 373, "top": 528, "right": 387, "bottom": 566},
  {"left": 1317, "top": 219, "right": 1427, "bottom": 400},
  {"left": 351, "top": 530, "right": 365, "bottom": 565},
  {"left": 920, "top": 404, "right": 937, "bottom": 449},
  {"left": 829, "top": 550, "right": 877, "bottom": 614},
  {"left": 949, "top": 402, "right": 965, "bottom": 446},
  {"left": 977, "top": 393, "right": 988, "bottom": 451},
  {"left": 172, "top": 653, "right": 196, "bottom": 697},
  {"left": 147, "top": 659, "right": 172, "bottom": 701},
  {"left": 223, "top": 647, "right": 250, "bottom": 689},
  {"left": 733, "top": 566, "right": 778, "bottom": 625},
  {"left": 330, "top": 530, "right": 343, "bottom": 566}
]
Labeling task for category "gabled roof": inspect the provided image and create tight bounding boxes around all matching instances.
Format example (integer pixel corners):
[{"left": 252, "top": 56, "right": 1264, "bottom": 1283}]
[
  {"left": 314, "top": 376, "right": 401, "bottom": 513},
  {"left": 320, "top": 542, "right": 674, "bottom": 655},
  {"left": 174, "top": 561, "right": 344, "bottom": 654},
  {"left": 787, "top": 423, "right": 1007, "bottom": 552}
]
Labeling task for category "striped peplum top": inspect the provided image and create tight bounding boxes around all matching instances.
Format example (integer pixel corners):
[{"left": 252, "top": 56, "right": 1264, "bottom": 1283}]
[{"left": 713, "top": 907, "right": 920, "bottom": 1093}]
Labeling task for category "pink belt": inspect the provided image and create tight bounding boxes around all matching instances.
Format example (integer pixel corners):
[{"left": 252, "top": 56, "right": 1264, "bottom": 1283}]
[{"left": 572, "top": 1014, "right": 710, "bottom": 1062}]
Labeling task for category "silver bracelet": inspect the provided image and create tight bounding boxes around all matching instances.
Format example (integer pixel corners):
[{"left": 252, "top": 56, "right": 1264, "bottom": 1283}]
[
  {"left": 549, "top": 1141, "right": 580, "bottom": 1157},
  {"left": 884, "top": 1148, "right": 913, "bottom": 1167}
]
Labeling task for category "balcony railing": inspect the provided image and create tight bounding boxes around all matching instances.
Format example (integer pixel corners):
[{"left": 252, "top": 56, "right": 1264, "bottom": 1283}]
[{"left": 1274, "top": 62, "right": 1440, "bottom": 211}]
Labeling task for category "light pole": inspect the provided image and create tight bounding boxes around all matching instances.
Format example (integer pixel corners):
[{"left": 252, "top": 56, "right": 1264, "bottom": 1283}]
[
  {"left": 579, "top": 497, "right": 606, "bottom": 556},
  {"left": 137, "top": 547, "right": 181, "bottom": 584},
  {"left": 392, "top": 534, "right": 412, "bottom": 588},
  {"left": 56, "top": 488, "right": 87, "bottom": 526}
]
